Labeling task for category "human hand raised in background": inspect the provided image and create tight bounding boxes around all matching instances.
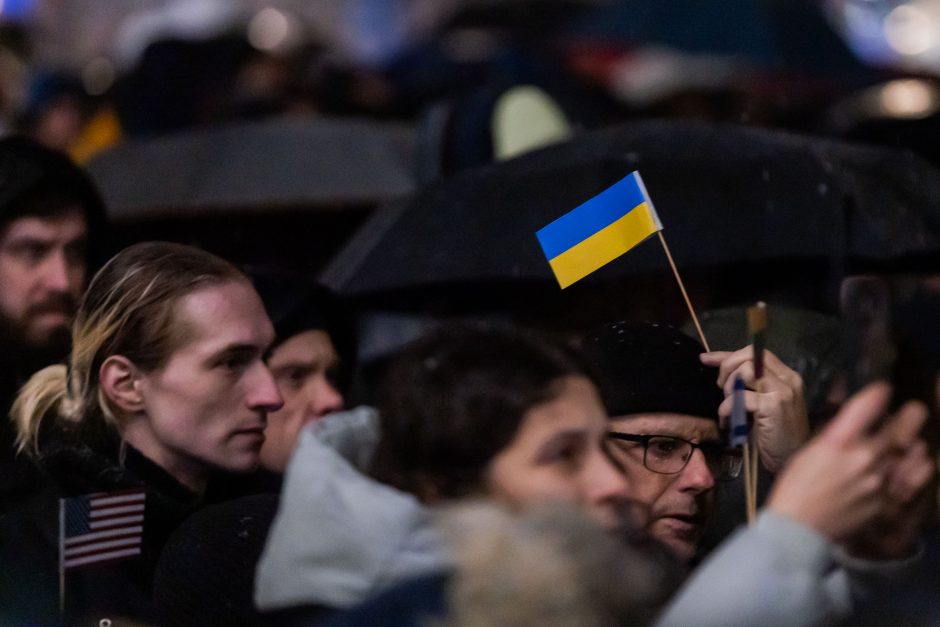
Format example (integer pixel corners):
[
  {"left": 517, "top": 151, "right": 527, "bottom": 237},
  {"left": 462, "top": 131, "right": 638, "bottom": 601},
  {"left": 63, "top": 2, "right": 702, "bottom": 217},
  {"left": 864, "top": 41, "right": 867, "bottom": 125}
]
[
  {"left": 841, "top": 403, "right": 936, "bottom": 561},
  {"left": 701, "top": 346, "right": 809, "bottom": 473},
  {"left": 765, "top": 382, "right": 929, "bottom": 548}
]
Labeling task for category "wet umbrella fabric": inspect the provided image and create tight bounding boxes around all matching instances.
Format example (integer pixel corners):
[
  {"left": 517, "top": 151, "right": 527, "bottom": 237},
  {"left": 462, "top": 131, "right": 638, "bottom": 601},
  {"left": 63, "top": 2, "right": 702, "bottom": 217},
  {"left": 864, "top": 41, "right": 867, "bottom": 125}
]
[{"left": 321, "top": 120, "right": 940, "bottom": 297}]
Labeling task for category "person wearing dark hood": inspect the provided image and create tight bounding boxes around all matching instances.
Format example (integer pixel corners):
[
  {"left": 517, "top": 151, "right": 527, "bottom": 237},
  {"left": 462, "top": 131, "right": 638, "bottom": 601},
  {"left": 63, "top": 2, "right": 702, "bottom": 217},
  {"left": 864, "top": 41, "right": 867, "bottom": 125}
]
[
  {"left": 0, "top": 135, "right": 108, "bottom": 512},
  {"left": 253, "top": 279, "right": 350, "bottom": 475},
  {"left": 0, "top": 241, "right": 283, "bottom": 624}
]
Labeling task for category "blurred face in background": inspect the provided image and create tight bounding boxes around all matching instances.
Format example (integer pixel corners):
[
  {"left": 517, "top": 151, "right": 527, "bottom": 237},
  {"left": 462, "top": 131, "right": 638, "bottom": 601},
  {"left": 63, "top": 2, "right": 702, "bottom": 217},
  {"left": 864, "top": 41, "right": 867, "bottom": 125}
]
[
  {"left": 260, "top": 329, "right": 345, "bottom": 471},
  {"left": 487, "top": 376, "right": 637, "bottom": 533},
  {"left": 0, "top": 207, "right": 87, "bottom": 352}
]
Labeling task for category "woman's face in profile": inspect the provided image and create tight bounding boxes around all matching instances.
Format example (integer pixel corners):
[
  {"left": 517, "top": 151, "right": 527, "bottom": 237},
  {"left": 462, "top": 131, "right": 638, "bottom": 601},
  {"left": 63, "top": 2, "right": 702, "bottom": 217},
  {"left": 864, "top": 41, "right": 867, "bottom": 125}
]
[{"left": 486, "top": 375, "right": 635, "bottom": 532}]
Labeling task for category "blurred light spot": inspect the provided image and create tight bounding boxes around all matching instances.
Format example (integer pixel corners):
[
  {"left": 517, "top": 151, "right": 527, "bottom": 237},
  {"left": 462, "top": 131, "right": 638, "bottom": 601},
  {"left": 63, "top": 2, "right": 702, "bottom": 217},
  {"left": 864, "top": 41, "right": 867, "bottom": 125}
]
[
  {"left": 884, "top": 4, "right": 937, "bottom": 56},
  {"left": 248, "top": 8, "right": 301, "bottom": 53},
  {"left": 879, "top": 79, "right": 940, "bottom": 118},
  {"left": 492, "top": 86, "right": 572, "bottom": 160},
  {"left": 82, "top": 57, "right": 115, "bottom": 96},
  {"left": 0, "top": 0, "right": 36, "bottom": 19}
]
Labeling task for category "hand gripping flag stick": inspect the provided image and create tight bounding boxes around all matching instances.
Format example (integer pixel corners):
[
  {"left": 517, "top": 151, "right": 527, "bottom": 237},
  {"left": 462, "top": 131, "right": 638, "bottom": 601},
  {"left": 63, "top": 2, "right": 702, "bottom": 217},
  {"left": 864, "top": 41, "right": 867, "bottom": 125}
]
[{"left": 731, "top": 376, "right": 756, "bottom": 524}]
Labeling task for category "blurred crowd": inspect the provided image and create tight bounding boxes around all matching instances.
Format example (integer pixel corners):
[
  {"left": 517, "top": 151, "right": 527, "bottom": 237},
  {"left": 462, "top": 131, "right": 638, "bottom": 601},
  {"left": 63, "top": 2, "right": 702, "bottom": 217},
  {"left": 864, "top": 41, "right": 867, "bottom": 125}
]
[
  {"left": 2, "top": 0, "right": 940, "bottom": 167},
  {"left": 2, "top": 1, "right": 940, "bottom": 626}
]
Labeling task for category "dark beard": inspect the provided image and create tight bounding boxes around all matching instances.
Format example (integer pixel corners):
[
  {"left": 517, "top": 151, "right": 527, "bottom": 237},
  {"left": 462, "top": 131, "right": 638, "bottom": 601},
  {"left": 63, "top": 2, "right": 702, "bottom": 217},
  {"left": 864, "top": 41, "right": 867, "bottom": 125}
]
[{"left": 0, "top": 310, "right": 71, "bottom": 384}]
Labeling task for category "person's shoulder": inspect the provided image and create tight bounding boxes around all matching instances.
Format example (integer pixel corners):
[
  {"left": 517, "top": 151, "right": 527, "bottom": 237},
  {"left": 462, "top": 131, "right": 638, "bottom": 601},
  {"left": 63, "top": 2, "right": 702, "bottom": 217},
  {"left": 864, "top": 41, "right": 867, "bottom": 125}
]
[
  {"left": 152, "top": 494, "right": 283, "bottom": 626},
  {"left": 319, "top": 571, "right": 452, "bottom": 627}
]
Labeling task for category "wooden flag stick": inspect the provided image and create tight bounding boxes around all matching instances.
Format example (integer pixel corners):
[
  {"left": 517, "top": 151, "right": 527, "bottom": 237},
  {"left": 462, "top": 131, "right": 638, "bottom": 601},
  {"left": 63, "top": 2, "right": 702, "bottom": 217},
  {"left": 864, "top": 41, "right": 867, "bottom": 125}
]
[
  {"left": 746, "top": 301, "right": 767, "bottom": 517},
  {"left": 752, "top": 439, "right": 759, "bottom": 480},
  {"left": 748, "top": 434, "right": 759, "bottom": 522},
  {"left": 657, "top": 232, "right": 710, "bottom": 351},
  {"left": 742, "top": 443, "right": 755, "bottom": 525},
  {"left": 747, "top": 302, "right": 767, "bottom": 379},
  {"left": 658, "top": 230, "right": 757, "bottom": 519},
  {"left": 750, "top": 448, "right": 760, "bottom": 508},
  {"left": 751, "top": 445, "right": 760, "bottom": 495}
]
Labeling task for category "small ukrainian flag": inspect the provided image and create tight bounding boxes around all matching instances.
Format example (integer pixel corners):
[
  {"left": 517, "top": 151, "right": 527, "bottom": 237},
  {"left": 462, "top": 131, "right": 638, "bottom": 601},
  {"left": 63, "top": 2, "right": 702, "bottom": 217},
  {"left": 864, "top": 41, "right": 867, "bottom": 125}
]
[{"left": 536, "top": 171, "right": 662, "bottom": 289}]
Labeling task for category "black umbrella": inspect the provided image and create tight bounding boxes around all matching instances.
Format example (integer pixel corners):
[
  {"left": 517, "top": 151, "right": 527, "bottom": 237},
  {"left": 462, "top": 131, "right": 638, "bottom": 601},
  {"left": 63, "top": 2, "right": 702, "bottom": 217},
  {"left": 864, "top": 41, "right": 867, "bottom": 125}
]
[
  {"left": 321, "top": 120, "right": 940, "bottom": 304},
  {"left": 86, "top": 117, "right": 416, "bottom": 220}
]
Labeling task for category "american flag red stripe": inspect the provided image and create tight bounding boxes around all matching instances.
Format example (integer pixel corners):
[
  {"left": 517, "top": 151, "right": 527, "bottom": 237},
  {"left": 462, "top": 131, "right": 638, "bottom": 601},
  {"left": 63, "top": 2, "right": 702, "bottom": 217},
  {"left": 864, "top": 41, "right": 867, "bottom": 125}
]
[{"left": 60, "top": 489, "right": 146, "bottom": 570}]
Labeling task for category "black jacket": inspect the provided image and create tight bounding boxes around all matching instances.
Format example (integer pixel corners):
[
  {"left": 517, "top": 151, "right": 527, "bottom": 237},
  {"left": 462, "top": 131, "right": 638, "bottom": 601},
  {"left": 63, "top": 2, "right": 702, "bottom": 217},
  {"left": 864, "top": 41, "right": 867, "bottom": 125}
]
[
  {"left": 0, "top": 432, "right": 204, "bottom": 626},
  {"left": 0, "top": 357, "right": 45, "bottom": 516}
]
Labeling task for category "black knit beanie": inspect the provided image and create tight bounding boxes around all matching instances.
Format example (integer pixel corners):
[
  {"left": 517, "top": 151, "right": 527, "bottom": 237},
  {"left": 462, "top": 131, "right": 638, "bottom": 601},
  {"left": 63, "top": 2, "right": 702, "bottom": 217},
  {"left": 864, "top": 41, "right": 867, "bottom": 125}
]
[
  {"left": 582, "top": 322, "right": 723, "bottom": 421},
  {"left": 249, "top": 273, "right": 356, "bottom": 383}
]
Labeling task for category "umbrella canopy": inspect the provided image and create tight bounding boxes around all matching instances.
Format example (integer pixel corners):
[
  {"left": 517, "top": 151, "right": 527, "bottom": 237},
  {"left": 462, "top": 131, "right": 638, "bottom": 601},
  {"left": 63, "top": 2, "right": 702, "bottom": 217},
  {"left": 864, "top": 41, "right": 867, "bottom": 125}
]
[
  {"left": 321, "top": 119, "right": 940, "bottom": 301},
  {"left": 86, "top": 117, "right": 416, "bottom": 220}
]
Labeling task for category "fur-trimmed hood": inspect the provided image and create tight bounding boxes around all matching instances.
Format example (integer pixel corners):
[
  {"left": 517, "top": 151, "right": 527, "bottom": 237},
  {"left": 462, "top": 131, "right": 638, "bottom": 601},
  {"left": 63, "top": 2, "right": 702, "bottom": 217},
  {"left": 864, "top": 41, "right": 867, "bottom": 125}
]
[{"left": 433, "top": 502, "right": 678, "bottom": 627}]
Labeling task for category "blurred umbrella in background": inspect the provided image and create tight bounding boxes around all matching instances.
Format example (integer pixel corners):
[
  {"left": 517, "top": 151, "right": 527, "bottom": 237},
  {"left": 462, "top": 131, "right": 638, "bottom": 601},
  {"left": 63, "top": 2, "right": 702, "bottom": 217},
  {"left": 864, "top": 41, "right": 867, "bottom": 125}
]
[
  {"left": 321, "top": 120, "right": 940, "bottom": 314},
  {"left": 86, "top": 116, "right": 415, "bottom": 219},
  {"left": 85, "top": 116, "right": 416, "bottom": 276}
]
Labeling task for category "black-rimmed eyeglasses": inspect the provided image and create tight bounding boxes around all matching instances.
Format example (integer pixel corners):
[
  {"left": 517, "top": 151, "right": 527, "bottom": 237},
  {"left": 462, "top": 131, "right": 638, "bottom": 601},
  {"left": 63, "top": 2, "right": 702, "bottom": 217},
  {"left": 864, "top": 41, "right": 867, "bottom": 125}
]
[{"left": 606, "top": 433, "right": 743, "bottom": 481}]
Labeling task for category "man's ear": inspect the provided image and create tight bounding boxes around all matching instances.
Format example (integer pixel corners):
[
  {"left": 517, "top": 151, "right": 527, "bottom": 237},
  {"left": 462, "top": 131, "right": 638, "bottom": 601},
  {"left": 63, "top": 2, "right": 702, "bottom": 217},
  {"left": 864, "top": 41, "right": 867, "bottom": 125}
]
[{"left": 99, "top": 356, "right": 145, "bottom": 414}]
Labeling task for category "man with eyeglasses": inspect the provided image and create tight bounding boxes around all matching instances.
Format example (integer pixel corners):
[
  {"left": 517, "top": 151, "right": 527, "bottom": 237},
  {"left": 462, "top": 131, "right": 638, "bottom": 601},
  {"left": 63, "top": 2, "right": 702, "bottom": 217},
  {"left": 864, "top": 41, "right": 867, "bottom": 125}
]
[
  {"left": 583, "top": 321, "right": 935, "bottom": 626},
  {"left": 606, "top": 430, "right": 745, "bottom": 552},
  {"left": 584, "top": 322, "right": 753, "bottom": 563}
]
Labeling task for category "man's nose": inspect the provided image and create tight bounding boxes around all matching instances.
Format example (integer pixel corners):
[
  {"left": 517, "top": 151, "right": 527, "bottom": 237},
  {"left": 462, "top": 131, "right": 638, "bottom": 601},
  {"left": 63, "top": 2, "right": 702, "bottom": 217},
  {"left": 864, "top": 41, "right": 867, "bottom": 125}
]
[
  {"left": 307, "top": 377, "right": 344, "bottom": 417},
  {"left": 678, "top": 449, "right": 716, "bottom": 493},
  {"left": 40, "top": 250, "right": 71, "bottom": 292},
  {"left": 249, "top": 364, "right": 284, "bottom": 413}
]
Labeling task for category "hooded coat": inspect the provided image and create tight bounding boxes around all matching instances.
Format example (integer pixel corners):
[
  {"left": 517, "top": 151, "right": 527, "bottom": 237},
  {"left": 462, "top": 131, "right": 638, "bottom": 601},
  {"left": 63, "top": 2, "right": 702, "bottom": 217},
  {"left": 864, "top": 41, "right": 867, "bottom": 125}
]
[{"left": 254, "top": 407, "right": 448, "bottom": 613}]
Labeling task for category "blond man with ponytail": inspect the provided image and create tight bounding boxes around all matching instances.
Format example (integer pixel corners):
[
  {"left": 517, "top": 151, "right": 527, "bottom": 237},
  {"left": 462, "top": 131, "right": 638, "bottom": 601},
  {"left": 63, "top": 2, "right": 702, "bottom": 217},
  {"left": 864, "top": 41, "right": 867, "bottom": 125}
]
[{"left": 1, "top": 241, "right": 283, "bottom": 624}]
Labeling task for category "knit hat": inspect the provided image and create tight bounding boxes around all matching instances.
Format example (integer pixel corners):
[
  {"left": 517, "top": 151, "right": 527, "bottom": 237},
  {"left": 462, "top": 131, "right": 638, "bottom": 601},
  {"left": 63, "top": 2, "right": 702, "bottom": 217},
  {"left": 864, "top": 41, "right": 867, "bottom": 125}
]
[
  {"left": 250, "top": 274, "right": 332, "bottom": 345},
  {"left": 249, "top": 272, "right": 356, "bottom": 386},
  {"left": 582, "top": 322, "right": 723, "bottom": 421}
]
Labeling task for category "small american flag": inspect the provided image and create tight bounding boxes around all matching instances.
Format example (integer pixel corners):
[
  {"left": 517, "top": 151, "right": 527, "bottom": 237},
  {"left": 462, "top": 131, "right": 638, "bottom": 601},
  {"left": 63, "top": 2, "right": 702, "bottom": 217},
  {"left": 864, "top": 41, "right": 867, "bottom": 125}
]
[{"left": 59, "top": 489, "right": 146, "bottom": 569}]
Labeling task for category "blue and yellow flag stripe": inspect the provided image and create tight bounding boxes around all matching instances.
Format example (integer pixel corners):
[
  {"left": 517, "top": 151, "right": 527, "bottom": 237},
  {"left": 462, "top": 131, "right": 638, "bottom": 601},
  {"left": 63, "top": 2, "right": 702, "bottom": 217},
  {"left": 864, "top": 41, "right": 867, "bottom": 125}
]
[{"left": 536, "top": 172, "right": 662, "bottom": 289}]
